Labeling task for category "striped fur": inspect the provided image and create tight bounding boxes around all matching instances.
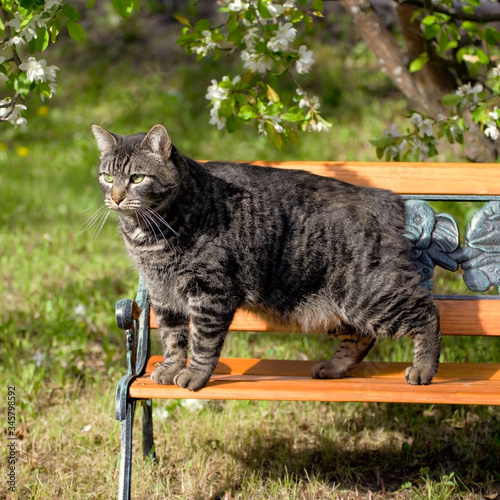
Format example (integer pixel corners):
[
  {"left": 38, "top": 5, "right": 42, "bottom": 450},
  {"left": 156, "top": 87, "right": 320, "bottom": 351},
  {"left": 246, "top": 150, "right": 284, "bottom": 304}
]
[{"left": 92, "top": 124, "right": 441, "bottom": 391}]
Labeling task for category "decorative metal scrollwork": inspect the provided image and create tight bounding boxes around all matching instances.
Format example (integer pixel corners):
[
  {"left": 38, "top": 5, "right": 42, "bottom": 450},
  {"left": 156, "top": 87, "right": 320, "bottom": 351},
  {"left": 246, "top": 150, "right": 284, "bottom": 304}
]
[{"left": 404, "top": 200, "right": 500, "bottom": 292}]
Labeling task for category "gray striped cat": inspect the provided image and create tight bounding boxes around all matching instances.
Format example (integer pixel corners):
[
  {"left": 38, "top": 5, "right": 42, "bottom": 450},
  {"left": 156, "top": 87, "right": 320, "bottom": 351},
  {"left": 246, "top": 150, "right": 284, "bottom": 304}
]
[{"left": 92, "top": 124, "right": 441, "bottom": 391}]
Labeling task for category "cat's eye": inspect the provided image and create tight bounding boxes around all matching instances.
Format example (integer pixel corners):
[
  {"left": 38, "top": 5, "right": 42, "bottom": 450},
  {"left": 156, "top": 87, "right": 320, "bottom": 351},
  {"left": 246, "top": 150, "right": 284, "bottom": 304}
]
[
  {"left": 103, "top": 173, "right": 114, "bottom": 183},
  {"left": 130, "top": 174, "right": 145, "bottom": 184}
]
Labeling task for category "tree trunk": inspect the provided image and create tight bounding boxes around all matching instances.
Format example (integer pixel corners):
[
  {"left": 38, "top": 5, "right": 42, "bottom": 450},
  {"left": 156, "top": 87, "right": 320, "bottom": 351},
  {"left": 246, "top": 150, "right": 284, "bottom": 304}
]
[{"left": 339, "top": 0, "right": 499, "bottom": 162}]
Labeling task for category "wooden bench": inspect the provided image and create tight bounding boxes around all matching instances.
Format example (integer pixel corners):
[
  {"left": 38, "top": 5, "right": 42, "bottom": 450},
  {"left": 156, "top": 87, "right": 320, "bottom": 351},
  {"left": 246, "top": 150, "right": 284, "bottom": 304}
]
[{"left": 113, "top": 161, "right": 500, "bottom": 500}]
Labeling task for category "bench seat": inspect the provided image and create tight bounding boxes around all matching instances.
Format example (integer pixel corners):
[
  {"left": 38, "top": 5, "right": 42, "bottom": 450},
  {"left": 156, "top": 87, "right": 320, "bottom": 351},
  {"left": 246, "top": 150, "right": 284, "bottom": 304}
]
[{"left": 130, "top": 356, "right": 500, "bottom": 405}]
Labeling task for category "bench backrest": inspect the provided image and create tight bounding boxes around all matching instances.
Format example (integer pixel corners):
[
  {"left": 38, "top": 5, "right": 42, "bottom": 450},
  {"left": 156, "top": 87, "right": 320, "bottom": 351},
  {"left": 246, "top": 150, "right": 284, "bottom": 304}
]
[{"left": 149, "top": 161, "right": 500, "bottom": 338}]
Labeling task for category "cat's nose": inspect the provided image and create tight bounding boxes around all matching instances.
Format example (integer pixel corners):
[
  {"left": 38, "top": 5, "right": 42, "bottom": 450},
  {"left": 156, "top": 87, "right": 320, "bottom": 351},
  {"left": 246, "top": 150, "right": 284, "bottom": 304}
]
[{"left": 112, "top": 195, "right": 124, "bottom": 205}]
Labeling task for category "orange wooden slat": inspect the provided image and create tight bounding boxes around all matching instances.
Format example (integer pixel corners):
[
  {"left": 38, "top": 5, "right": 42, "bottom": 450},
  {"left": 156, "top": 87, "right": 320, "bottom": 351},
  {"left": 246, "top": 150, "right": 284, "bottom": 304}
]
[
  {"left": 144, "top": 356, "right": 500, "bottom": 380},
  {"left": 247, "top": 161, "right": 500, "bottom": 195},
  {"left": 149, "top": 298, "right": 500, "bottom": 336},
  {"left": 129, "top": 358, "right": 500, "bottom": 405}
]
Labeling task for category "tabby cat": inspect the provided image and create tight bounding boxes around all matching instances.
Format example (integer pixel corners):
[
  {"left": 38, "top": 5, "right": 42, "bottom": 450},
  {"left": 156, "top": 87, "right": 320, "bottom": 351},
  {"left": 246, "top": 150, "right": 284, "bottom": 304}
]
[{"left": 92, "top": 123, "right": 441, "bottom": 391}]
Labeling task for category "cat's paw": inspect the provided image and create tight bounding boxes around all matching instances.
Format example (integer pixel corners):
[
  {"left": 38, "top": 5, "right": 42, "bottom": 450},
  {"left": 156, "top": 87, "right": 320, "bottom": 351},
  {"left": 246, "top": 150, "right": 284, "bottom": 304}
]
[
  {"left": 151, "top": 365, "right": 178, "bottom": 385},
  {"left": 173, "top": 368, "right": 211, "bottom": 391},
  {"left": 311, "top": 361, "right": 347, "bottom": 379},
  {"left": 404, "top": 365, "right": 435, "bottom": 385}
]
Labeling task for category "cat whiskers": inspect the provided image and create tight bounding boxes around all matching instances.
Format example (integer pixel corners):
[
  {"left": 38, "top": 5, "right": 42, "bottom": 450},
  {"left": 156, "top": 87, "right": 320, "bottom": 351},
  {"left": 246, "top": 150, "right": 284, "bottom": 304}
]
[
  {"left": 139, "top": 204, "right": 179, "bottom": 237},
  {"left": 78, "top": 205, "right": 111, "bottom": 245}
]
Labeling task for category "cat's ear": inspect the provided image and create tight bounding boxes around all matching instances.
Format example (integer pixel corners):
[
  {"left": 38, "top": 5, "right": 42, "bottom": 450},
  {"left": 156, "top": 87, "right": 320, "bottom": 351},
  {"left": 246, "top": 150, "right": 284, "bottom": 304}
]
[
  {"left": 92, "top": 125, "right": 118, "bottom": 154},
  {"left": 140, "top": 124, "right": 172, "bottom": 158}
]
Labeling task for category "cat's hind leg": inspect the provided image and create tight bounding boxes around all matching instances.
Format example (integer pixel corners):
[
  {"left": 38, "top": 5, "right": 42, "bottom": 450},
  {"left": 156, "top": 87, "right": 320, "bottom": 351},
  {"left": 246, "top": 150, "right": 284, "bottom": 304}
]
[
  {"left": 311, "top": 327, "right": 376, "bottom": 379},
  {"left": 404, "top": 304, "right": 441, "bottom": 385}
]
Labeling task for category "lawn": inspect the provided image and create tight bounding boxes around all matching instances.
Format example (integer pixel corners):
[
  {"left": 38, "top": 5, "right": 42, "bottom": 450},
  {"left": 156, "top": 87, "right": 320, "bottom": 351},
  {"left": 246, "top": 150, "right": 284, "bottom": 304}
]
[{"left": 1, "top": 9, "right": 499, "bottom": 499}]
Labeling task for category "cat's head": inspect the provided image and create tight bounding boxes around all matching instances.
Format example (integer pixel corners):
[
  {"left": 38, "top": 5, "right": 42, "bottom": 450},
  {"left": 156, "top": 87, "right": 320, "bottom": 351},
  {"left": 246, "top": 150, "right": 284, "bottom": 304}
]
[{"left": 91, "top": 124, "right": 180, "bottom": 215}]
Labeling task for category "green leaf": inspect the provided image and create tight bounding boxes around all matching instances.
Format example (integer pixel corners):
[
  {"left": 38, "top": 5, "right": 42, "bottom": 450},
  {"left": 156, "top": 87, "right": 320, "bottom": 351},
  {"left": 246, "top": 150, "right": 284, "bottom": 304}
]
[
  {"left": 66, "top": 21, "right": 85, "bottom": 42},
  {"left": 409, "top": 54, "right": 429, "bottom": 73},
  {"left": 471, "top": 106, "right": 487, "bottom": 124},
  {"left": 421, "top": 15, "right": 436, "bottom": 26},
  {"left": 266, "top": 85, "right": 280, "bottom": 103},
  {"left": 238, "top": 105, "right": 257, "bottom": 120},
  {"left": 442, "top": 94, "right": 463, "bottom": 106},
  {"left": 219, "top": 97, "right": 235, "bottom": 118},
  {"left": 195, "top": 19, "right": 211, "bottom": 32},
  {"left": 424, "top": 24, "right": 440, "bottom": 40},
  {"left": 369, "top": 136, "right": 396, "bottom": 148},
  {"left": 225, "top": 115, "right": 240, "bottom": 133},
  {"left": 112, "top": 0, "right": 135, "bottom": 19},
  {"left": 475, "top": 48, "right": 489, "bottom": 64},
  {"left": 265, "top": 122, "right": 283, "bottom": 150},
  {"left": 304, "top": 15, "right": 313, "bottom": 31},
  {"left": 59, "top": 5, "right": 81, "bottom": 21},
  {"left": 241, "top": 70, "right": 254, "bottom": 83},
  {"left": 461, "top": 21, "right": 477, "bottom": 33},
  {"left": 257, "top": 0, "right": 271, "bottom": 19},
  {"left": 18, "top": 0, "right": 41, "bottom": 9},
  {"left": 438, "top": 30, "right": 457, "bottom": 53},
  {"left": 12, "top": 72, "right": 33, "bottom": 98},
  {"left": 297, "top": 0, "right": 307, "bottom": 6},
  {"left": 49, "top": 20, "right": 60, "bottom": 43},
  {"left": 36, "top": 27, "right": 49, "bottom": 52},
  {"left": 28, "top": 37, "right": 37, "bottom": 54},
  {"left": 175, "top": 14, "right": 192, "bottom": 28},
  {"left": 289, "top": 9, "right": 304, "bottom": 23},
  {"left": 227, "top": 27, "right": 243, "bottom": 45},
  {"left": 311, "top": 0, "right": 323, "bottom": 11}
]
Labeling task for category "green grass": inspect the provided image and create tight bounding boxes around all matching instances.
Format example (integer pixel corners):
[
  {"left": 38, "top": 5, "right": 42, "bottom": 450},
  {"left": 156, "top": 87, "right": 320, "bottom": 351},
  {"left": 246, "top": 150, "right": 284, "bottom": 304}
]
[{"left": 1, "top": 19, "right": 499, "bottom": 500}]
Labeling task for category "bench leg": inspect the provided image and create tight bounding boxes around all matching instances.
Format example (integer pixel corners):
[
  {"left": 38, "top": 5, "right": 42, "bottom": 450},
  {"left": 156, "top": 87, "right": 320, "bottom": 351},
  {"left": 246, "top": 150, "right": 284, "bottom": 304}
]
[
  {"left": 142, "top": 399, "right": 156, "bottom": 462},
  {"left": 118, "top": 399, "right": 136, "bottom": 500}
]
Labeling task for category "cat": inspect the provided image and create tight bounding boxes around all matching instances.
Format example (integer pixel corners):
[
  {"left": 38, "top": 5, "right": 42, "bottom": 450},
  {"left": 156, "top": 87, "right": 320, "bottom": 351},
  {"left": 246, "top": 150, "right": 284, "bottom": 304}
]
[{"left": 92, "top": 123, "right": 441, "bottom": 391}]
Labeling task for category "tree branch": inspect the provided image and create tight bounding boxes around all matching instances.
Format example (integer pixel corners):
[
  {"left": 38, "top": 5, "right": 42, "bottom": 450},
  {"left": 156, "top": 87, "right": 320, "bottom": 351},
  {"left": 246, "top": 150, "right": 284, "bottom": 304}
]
[{"left": 397, "top": 0, "right": 500, "bottom": 23}]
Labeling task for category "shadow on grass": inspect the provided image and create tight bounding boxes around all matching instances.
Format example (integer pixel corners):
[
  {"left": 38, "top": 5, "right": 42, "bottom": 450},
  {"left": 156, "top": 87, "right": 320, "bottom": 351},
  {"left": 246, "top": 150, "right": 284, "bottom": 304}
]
[{"left": 213, "top": 403, "right": 500, "bottom": 497}]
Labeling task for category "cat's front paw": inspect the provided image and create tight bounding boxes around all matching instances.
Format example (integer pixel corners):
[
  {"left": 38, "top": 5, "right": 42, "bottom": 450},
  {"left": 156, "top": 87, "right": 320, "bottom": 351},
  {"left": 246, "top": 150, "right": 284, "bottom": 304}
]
[
  {"left": 173, "top": 368, "right": 211, "bottom": 391},
  {"left": 151, "top": 365, "right": 178, "bottom": 385},
  {"left": 311, "top": 361, "right": 348, "bottom": 379},
  {"left": 404, "top": 365, "right": 435, "bottom": 385}
]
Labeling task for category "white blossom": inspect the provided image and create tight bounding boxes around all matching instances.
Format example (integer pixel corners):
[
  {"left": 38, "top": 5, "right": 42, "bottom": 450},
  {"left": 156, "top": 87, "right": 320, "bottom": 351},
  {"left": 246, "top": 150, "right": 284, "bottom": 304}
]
[
  {"left": 382, "top": 124, "right": 402, "bottom": 138},
  {"left": 267, "top": 22, "right": 296, "bottom": 52},
  {"left": 209, "top": 107, "right": 226, "bottom": 130},
  {"left": 267, "top": 3, "right": 285, "bottom": 17},
  {"left": 45, "top": 0, "right": 62, "bottom": 8},
  {"left": 489, "top": 108, "right": 499, "bottom": 121},
  {"left": 412, "top": 138, "right": 430, "bottom": 161},
  {"left": 0, "top": 100, "right": 27, "bottom": 127},
  {"left": 193, "top": 30, "right": 220, "bottom": 57},
  {"left": 484, "top": 124, "right": 499, "bottom": 141},
  {"left": 258, "top": 114, "right": 284, "bottom": 134},
  {"left": 307, "top": 119, "right": 328, "bottom": 132},
  {"left": 8, "top": 36, "right": 25, "bottom": 47},
  {"left": 228, "top": 0, "right": 249, "bottom": 12},
  {"left": 295, "top": 89, "right": 320, "bottom": 111},
  {"left": 241, "top": 50, "right": 274, "bottom": 73},
  {"left": 242, "top": 27, "right": 259, "bottom": 50},
  {"left": 410, "top": 113, "right": 434, "bottom": 137},
  {"left": 456, "top": 82, "right": 483, "bottom": 106},
  {"left": 19, "top": 57, "right": 47, "bottom": 83},
  {"left": 390, "top": 138, "right": 408, "bottom": 158},
  {"left": 296, "top": 45, "right": 314, "bottom": 74}
]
